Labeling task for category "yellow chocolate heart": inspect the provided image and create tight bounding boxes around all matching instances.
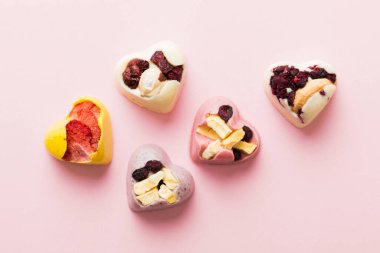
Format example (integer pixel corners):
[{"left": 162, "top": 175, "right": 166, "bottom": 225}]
[{"left": 44, "top": 97, "right": 113, "bottom": 164}]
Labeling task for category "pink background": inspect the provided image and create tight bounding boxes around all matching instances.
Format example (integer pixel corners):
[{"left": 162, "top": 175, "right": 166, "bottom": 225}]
[{"left": 1, "top": 0, "right": 379, "bottom": 252}]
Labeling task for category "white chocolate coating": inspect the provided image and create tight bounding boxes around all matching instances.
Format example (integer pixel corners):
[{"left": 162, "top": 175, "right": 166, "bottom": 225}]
[
  {"left": 264, "top": 60, "right": 337, "bottom": 128},
  {"left": 115, "top": 41, "right": 185, "bottom": 114}
]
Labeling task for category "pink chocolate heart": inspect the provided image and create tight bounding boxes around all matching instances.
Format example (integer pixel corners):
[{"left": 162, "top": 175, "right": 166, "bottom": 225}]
[
  {"left": 127, "top": 144, "right": 194, "bottom": 212},
  {"left": 190, "top": 97, "right": 260, "bottom": 165}
]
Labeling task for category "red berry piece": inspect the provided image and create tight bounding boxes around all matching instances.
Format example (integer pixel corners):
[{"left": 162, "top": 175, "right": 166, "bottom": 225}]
[
  {"left": 145, "top": 160, "right": 164, "bottom": 173},
  {"left": 273, "top": 65, "right": 286, "bottom": 75},
  {"left": 166, "top": 65, "right": 184, "bottom": 82},
  {"left": 132, "top": 168, "right": 149, "bottom": 182},
  {"left": 150, "top": 51, "right": 173, "bottom": 74},
  {"left": 232, "top": 148, "right": 242, "bottom": 161},
  {"left": 151, "top": 51, "right": 184, "bottom": 81},
  {"left": 122, "top": 58, "right": 149, "bottom": 89},
  {"left": 218, "top": 105, "right": 233, "bottom": 122},
  {"left": 242, "top": 126, "right": 253, "bottom": 142}
]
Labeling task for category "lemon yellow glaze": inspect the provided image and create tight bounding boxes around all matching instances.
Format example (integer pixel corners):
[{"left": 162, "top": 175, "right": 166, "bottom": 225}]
[{"left": 44, "top": 96, "right": 113, "bottom": 164}]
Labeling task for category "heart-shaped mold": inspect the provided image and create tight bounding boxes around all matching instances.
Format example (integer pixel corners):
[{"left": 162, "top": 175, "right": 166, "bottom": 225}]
[
  {"left": 127, "top": 144, "right": 194, "bottom": 212},
  {"left": 264, "top": 60, "right": 337, "bottom": 128},
  {"left": 190, "top": 97, "right": 260, "bottom": 165},
  {"left": 115, "top": 41, "right": 186, "bottom": 114},
  {"left": 44, "top": 97, "right": 113, "bottom": 164}
]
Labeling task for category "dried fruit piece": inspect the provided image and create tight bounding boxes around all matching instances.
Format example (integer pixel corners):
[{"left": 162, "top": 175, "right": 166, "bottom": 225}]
[
  {"left": 233, "top": 141, "right": 257, "bottom": 154},
  {"left": 232, "top": 148, "right": 242, "bottom": 161},
  {"left": 62, "top": 102, "right": 101, "bottom": 162},
  {"left": 132, "top": 168, "right": 149, "bottom": 182},
  {"left": 122, "top": 58, "right": 149, "bottom": 89},
  {"left": 242, "top": 126, "right": 253, "bottom": 142},
  {"left": 145, "top": 160, "right": 164, "bottom": 173},
  {"left": 293, "top": 78, "right": 333, "bottom": 112},
  {"left": 151, "top": 51, "right": 184, "bottom": 81},
  {"left": 218, "top": 105, "right": 233, "bottom": 122}
]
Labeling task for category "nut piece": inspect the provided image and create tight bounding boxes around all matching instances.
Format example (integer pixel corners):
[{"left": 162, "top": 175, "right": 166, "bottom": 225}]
[
  {"left": 206, "top": 115, "right": 232, "bottom": 139},
  {"left": 202, "top": 139, "right": 223, "bottom": 159},
  {"left": 293, "top": 78, "right": 333, "bottom": 112},
  {"left": 196, "top": 126, "right": 220, "bottom": 140},
  {"left": 222, "top": 129, "right": 245, "bottom": 149},
  {"left": 233, "top": 141, "right": 257, "bottom": 154}
]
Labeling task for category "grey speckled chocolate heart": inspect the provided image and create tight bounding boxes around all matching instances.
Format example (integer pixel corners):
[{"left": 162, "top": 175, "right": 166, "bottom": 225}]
[{"left": 127, "top": 144, "right": 194, "bottom": 212}]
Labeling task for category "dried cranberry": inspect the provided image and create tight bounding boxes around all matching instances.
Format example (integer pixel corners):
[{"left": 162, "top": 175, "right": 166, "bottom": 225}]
[
  {"left": 242, "top": 126, "right": 253, "bottom": 142},
  {"left": 232, "top": 148, "right": 242, "bottom": 161},
  {"left": 145, "top": 160, "right": 164, "bottom": 173},
  {"left": 122, "top": 58, "right": 149, "bottom": 89},
  {"left": 166, "top": 65, "right": 184, "bottom": 81},
  {"left": 297, "top": 109, "right": 304, "bottom": 124},
  {"left": 157, "top": 180, "right": 165, "bottom": 189},
  {"left": 132, "top": 168, "right": 149, "bottom": 182},
  {"left": 326, "top": 73, "right": 336, "bottom": 83},
  {"left": 289, "top": 67, "right": 299, "bottom": 76},
  {"left": 150, "top": 51, "right": 184, "bottom": 81},
  {"left": 151, "top": 51, "right": 173, "bottom": 74},
  {"left": 319, "top": 90, "right": 326, "bottom": 96},
  {"left": 309, "top": 66, "right": 328, "bottom": 79},
  {"left": 273, "top": 66, "right": 286, "bottom": 75},
  {"left": 218, "top": 105, "right": 233, "bottom": 122},
  {"left": 293, "top": 71, "right": 309, "bottom": 88},
  {"left": 287, "top": 91, "right": 295, "bottom": 106}
]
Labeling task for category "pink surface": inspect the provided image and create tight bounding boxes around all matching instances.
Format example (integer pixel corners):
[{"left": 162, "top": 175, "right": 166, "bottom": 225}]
[{"left": 0, "top": 0, "right": 379, "bottom": 252}]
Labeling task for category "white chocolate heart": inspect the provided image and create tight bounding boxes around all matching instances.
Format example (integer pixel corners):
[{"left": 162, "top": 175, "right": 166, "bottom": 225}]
[
  {"left": 264, "top": 60, "right": 337, "bottom": 128},
  {"left": 115, "top": 41, "right": 185, "bottom": 113}
]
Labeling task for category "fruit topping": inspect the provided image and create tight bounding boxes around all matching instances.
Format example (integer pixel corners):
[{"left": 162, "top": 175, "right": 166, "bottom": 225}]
[
  {"left": 232, "top": 148, "right": 242, "bottom": 161},
  {"left": 150, "top": 51, "right": 183, "bottom": 81},
  {"left": 145, "top": 160, "right": 164, "bottom": 173},
  {"left": 202, "top": 139, "right": 223, "bottom": 159},
  {"left": 270, "top": 64, "right": 336, "bottom": 107},
  {"left": 293, "top": 78, "right": 333, "bottom": 112},
  {"left": 242, "top": 126, "right": 253, "bottom": 142},
  {"left": 196, "top": 126, "right": 220, "bottom": 140},
  {"left": 233, "top": 141, "right": 257, "bottom": 154},
  {"left": 222, "top": 129, "right": 245, "bottom": 149},
  {"left": 62, "top": 102, "right": 101, "bottom": 162},
  {"left": 133, "top": 164, "right": 179, "bottom": 206},
  {"left": 218, "top": 105, "right": 233, "bottom": 122},
  {"left": 132, "top": 168, "right": 149, "bottom": 182},
  {"left": 122, "top": 58, "right": 150, "bottom": 89},
  {"left": 206, "top": 115, "right": 232, "bottom": 139}
]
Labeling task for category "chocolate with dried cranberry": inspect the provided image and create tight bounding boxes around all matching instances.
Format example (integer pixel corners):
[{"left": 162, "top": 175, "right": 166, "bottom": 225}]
[
  {"left": 265, "top": 61, "right": 337, "bottom": 128},
  {"left": 116, "top": 41, "right": 185, "bottom": 113}
]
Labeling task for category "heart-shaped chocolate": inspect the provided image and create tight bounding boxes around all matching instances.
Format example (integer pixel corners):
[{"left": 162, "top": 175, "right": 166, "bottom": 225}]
[
  {"left": 190, "top": 97, "right": 260, "bottom": 165},
  {"left": 115, "top": 41, "right": 185, "bottom": 114},
  {"left": 264, "top": 61, "right": 337, "bottom": 128},
  {"left": 44, "top": 97, "right": 113, "bottom": 164},
  {"left": 127, "top": 144, "right": 194, "bottom": 212}
]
